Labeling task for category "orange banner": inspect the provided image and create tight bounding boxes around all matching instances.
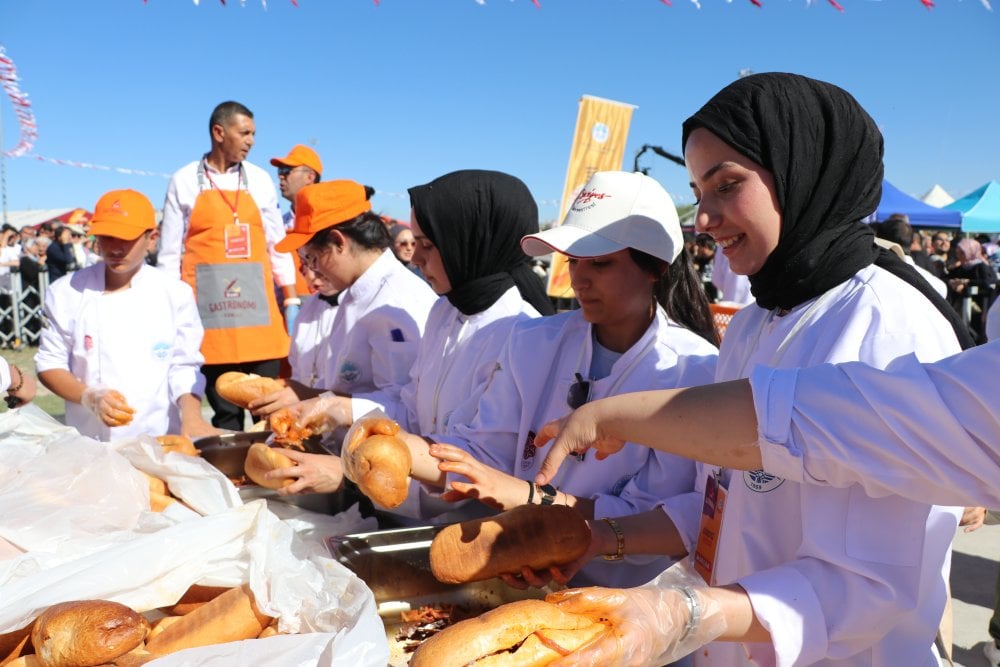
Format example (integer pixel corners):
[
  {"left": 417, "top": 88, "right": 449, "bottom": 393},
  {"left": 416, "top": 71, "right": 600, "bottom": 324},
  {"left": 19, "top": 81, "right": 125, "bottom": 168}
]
[{"left": 547, "top": 95, "right": 637, "bottom": 298}]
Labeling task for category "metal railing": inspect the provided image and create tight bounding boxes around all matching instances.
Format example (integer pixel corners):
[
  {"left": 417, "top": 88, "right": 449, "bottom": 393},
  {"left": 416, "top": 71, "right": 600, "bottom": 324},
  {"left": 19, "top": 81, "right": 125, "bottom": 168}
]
[{"left": 0, "top": 268, "right": 49, "bottom": 348}]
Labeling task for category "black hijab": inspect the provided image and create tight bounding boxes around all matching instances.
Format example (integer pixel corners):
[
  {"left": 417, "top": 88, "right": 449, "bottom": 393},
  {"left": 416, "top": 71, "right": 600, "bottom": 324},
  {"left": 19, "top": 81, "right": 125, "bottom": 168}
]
[
  {"left": 408, "top": 170, "right": 554, "bottom": 317},
  {"left": 682, "top": 72, "right": 974, "bottom": 349}
]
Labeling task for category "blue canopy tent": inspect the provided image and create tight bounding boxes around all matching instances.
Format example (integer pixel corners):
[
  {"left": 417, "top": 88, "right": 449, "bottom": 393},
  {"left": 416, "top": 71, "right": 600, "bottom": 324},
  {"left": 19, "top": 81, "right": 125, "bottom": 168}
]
[
  {"left": 946, "top": 180, "right": 1000, "bottom": 233},
  {"left": 875, "top": 179, "right": 962, "bottom": 228}
]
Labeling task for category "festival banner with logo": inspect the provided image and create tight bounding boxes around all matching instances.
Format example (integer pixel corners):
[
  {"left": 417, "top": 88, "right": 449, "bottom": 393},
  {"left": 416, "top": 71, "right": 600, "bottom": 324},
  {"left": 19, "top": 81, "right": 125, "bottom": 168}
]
[{"left": 547, "top": 95, "right": 636, "bottom": 298}]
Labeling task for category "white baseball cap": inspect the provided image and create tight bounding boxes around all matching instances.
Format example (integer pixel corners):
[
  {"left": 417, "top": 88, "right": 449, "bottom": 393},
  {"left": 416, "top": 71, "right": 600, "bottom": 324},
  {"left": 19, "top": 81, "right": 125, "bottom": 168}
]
[{"left": 521, "top": 171, "right": 682, "bottom": 264}]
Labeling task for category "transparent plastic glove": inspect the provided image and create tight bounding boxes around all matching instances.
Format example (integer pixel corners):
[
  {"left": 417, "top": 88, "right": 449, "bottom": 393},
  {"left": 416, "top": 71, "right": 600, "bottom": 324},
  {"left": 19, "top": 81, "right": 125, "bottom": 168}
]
[
  {"left": 284, "top": 302, "right": 300, "bottom": 335},
  {"left": 81, "top": 385, "right": 136, "bottom": 427},
  {"left": 545, "top": 562, "right": 726, "bottom": 667}
]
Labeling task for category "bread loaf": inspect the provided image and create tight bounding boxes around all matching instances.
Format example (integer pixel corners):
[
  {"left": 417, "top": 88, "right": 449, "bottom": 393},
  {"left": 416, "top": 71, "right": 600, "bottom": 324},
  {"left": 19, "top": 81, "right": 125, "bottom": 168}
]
[
  {"left": 409, "top": 599, "right": 606, "bottom": 667},
  {"left": 244, "top": 443, "right": 295, "bottom": 490},
  {"left": 0, "top": 622, "right": 32, "bottom": 664},
  {"left": 145, "top": 584, "right": 273, "bottom": 657},
  {"left": 31, "top": 600, "right": 149, "bottom": 667},
  {"left": 342, "top": 418, "right": 411, "bottom": 509},
  {"left": 155, "top": 435, "right": 199, "bottom": 457},
  {"left": 214, "top": 372, "right": 285, "bottom": 409},
  {"left": 429, "top": 504, "right": 590, "bottom": 584},
  {"left": 162, "top": 584, "right": 230, "bottom": 616}
]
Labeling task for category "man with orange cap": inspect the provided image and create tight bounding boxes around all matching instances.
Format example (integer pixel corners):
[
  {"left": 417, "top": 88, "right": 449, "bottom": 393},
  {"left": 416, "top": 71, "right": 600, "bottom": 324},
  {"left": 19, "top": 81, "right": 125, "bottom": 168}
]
[
  {"left": 35, "top": 189, "right": 216, "bottom": 441},
  {"left": 270, "top": 144, "right": 323, "bottom": 232},
  {"left": 157, "top": 101, "right": 298, "bottom": 431},
  {"left": 271, "top": 144, "right": 324, "bottom": 301}
]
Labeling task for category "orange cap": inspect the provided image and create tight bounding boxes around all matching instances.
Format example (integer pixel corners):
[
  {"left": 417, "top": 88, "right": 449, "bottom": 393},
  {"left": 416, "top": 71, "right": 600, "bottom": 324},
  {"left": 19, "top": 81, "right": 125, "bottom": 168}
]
[
  {"left": 88, "top": 189, "right": 156, "bottom": 240},
  {"left": 270, "top": 144, "right": 323, "bottom": 175},
  {"left": 276, "top": 180, "right": 371, "bottom": 252}
]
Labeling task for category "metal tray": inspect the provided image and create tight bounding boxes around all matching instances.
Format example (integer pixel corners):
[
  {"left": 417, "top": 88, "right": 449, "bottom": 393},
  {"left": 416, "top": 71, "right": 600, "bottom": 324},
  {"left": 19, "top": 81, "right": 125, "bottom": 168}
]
[{"left": 330, "top": 525, "right": 555, "bottom": 666}]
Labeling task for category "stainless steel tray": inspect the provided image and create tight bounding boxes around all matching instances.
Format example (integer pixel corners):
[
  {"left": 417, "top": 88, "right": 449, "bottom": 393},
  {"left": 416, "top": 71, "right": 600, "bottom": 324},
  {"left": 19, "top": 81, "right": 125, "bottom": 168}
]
[{"left": 330, "top": 525, "right": 556, "bottom": 665}]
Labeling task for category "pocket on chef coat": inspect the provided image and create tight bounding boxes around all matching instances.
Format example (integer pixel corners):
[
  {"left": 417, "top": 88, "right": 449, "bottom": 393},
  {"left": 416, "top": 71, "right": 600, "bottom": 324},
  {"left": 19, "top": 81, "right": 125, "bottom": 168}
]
[{"left": 845, "top": 485, "right": 925, "bottom": 566}]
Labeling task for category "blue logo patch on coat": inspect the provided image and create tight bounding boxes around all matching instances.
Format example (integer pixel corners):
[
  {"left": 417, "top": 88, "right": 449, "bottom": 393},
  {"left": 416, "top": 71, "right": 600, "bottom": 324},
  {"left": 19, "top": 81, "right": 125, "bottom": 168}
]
[
  {"left": 338, "top": 361, "right": 361, "bottom": 385},
  {"left": 744, "top": 469, "right": 785, "bottom": 493},
  {"left": 151, "top": 342, "right": 171, "bottom": 361}
]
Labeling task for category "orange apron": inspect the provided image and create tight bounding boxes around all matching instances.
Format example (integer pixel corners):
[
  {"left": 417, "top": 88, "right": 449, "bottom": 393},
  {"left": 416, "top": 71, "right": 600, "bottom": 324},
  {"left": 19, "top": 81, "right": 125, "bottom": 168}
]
[{"left": 180, "top": 162, "right": 290, "bottom": 365}]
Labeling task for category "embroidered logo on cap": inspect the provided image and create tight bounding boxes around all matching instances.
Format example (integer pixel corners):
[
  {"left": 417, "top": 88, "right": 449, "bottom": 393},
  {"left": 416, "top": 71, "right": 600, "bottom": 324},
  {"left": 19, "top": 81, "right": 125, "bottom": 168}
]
[{"left": 572, "top": 189, "right": 612, "bottom": 212}]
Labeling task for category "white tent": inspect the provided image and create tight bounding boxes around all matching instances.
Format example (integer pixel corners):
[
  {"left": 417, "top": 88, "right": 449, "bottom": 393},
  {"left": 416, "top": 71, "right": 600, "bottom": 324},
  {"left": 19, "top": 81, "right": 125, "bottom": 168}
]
[
  {"left": 1, "top": 209, "right": 76, "bottom": 230},
  {"left": 921, "top": 184, "right": 955, "bottom": 207}
]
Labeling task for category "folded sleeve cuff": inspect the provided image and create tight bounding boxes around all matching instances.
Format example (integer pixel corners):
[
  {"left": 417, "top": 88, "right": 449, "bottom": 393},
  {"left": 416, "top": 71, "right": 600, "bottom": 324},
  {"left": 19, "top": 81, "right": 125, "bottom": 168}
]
[
  {"left": 740, "top": 566, "right": 829, "bottom": 667},
  {"left": 750, "top": 365, "right": 806, "bottom": 484},
  {"left": 659, "top": 491, "right": 703, "bottom": 554}
]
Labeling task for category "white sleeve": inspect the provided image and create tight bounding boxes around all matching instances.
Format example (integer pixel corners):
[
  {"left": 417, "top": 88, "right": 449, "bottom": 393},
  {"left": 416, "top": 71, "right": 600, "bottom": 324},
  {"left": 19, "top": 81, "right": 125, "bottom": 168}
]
[
  {"left": 157, "top": 174, "right": 186, "bottom": 279},
  {"left": 753, "top": 345, "right": 1000, "bottom": 508},
  {"left": 34, "top": 286, "right": 74, "bottom": 375},
  {"left": 166, "top": 282, "right": 207, "bottom": 404},
  {"left": 0, "top": 357, "right": 10, "bottom": 391},
  {"left": 258, "top": 178, "right": 296, "bottom": 288}
]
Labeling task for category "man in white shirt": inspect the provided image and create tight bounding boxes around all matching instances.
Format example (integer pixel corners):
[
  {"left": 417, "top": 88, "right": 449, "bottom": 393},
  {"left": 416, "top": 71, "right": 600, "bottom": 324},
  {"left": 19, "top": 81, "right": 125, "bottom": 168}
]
[{"left": 157, "top": 101, "right": 298, "bottom": 430}]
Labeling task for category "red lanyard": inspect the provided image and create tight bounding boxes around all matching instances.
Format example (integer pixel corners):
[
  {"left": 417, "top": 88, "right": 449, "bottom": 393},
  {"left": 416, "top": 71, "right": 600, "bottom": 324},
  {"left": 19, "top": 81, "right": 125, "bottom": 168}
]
[{"left": 202, "top": 161, "right": 243, "bottom": 221}]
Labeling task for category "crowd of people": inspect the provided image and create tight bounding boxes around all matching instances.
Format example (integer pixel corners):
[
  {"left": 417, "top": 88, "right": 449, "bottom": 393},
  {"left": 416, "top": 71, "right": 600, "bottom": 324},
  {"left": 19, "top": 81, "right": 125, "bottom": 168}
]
[{"left": 4, "top": 75, "right": 1000, "bottom": 667}]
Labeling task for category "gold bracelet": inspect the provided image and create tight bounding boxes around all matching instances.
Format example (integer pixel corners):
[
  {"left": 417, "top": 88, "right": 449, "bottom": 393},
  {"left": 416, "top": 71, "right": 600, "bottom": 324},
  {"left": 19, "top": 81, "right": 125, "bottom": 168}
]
[{"left": 599, "top": 517, "right": 625, "bottom": 561}]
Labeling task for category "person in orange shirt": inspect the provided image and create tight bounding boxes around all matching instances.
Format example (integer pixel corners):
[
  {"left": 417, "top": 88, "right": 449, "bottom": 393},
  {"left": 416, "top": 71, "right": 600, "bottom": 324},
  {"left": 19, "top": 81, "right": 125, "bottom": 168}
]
[{"left": 158, "top": 101, "right": 298, "bottom": 430}]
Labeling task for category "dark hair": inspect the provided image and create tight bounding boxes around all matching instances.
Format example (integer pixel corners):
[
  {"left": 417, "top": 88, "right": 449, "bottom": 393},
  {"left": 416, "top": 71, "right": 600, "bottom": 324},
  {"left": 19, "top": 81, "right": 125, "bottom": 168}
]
[
  {"left": 39, "top": 221, "right": 54, "bottom": 233},
  {"left": 307, "top": 210, "right": 391, "bottom": 253},
  {"left": 873, "top": 218, "right": 913, "bottom": 255},
  {"left": 209, "top": 101, "right": 254, "bottom": 135},
  {"left": 629, "top": 246, "right": 719, "bottom": 347}
]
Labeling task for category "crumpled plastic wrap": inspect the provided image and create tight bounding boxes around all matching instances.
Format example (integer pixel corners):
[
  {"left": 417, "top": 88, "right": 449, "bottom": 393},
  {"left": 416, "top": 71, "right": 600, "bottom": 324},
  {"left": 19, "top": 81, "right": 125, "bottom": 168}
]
[{"left": 0, "top": 405, "right": 388, "bottom": 666}]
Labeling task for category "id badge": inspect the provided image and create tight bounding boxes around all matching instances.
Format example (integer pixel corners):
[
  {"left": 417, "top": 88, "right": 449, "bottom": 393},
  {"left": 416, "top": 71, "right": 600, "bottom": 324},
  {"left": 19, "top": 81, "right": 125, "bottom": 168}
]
[
  {"left": 224, "top": 221, "right": 251, "bottom": 259},
  {"left": 694, "top": 470, "right": 728, "bottom": 585}
]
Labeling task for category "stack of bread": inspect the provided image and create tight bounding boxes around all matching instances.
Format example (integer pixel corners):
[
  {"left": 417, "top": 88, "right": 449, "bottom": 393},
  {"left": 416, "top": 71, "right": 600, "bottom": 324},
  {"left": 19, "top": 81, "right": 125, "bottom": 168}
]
[{"left": 1, "top": 585, "right": 282, "bottom": 667}]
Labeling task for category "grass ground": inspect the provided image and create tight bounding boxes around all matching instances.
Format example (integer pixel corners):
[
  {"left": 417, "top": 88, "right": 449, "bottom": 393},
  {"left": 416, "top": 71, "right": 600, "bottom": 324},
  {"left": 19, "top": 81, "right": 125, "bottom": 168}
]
[{"left": 2, "top": 345, "right": 64, "bottom": 420}]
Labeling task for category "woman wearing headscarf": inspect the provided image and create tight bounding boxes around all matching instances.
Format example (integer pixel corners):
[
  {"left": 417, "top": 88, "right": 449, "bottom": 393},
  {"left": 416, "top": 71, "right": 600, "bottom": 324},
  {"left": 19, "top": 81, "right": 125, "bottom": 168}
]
[
  {"left": 389, "top": 223, "right": 422, "bottom": 277},
  {"left": 530, "top": 74, "right": 972, "bottom": 667},
  {"left": 263, "top": 170, "right": 552, "bottom": 503},
  {"left": 947, "top": 237, "right": 996, "bottom": 341}
]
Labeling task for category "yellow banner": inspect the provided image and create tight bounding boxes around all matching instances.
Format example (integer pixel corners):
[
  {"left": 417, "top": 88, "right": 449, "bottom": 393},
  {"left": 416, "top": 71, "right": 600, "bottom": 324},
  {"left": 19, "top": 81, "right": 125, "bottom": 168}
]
[{"left": 547, "top": 95, "right": 637, "bottom": 298}]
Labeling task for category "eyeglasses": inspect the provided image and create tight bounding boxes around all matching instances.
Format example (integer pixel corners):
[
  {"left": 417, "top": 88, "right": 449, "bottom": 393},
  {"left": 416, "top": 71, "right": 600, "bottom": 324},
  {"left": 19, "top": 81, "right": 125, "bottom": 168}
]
[
  {"left": 276, "top": 166, "right": 300, "bottom": 177},
  {"left": 566, "top": 372, "right": 592, "bottom": 410},
  {"left": 301, "top": 245, "right": 332, "bottom": 269}
]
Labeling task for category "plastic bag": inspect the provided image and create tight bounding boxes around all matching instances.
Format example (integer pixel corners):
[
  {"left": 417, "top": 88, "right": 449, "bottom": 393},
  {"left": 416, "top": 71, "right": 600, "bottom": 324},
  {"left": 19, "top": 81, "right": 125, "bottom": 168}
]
[{"left": 0, "top": 406, "right": 389, "bottom": 666}]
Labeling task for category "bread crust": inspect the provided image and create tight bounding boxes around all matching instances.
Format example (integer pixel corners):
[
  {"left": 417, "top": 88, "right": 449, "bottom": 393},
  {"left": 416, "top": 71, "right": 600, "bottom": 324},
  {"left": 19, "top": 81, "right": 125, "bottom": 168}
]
[
  {"left": 161, "top": 585, "right": 230, "bottom": 616},
  {"left": 214, "top": 372, "right": 285, "bottom": 409},
  {"left": 31, "top": 600, "right": 149, "bottom": 667},
  {"left": 342, "top": 424, "right": 411, "bottom": 508},
  {"left": 409, "top": 599, "right": 604, "bottom": 667},
  {"left": 145, "top": 585, "right": 273, "bottom": 657},
  {"left": 429, "top": 505, "right": 590, "bottom": 584},
  {"left": 154, "top": 435, "right": 199, "bottom": 457},
  {"left": 244, "top": 443, "right": 295, "bottom": 490}
]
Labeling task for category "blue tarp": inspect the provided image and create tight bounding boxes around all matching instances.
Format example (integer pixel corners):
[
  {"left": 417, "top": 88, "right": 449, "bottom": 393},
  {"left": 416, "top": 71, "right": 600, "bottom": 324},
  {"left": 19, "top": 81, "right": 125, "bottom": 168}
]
[
  {"left": 876, "top": 179, "right": 962, "bottom": 228},
  {"left": 946, "top": 180, "right": 1000, "bottom": 233}
]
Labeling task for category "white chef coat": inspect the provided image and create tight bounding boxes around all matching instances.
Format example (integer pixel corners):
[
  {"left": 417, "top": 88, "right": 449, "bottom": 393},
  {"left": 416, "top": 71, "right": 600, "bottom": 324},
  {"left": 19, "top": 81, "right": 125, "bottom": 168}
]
[
  {"left": 157, "top": 158, "right": 296, "bottom": 288},
  {"left": 753, "top": 343, "right": 998, "bottom": 510},
  {"left": 987, "top": 295, "right": 1000, "bottom": 342},
  {"left": 661, "top": 265, "right": 962, "bottom": 667},
  {"left": 437, "top": 306, "right": 719, "bottom": 588},
  {"left": 352, "top": 286, "right": 538, "bottom": 432},
  {"left": 323, "top": 249, "right": 436, "bottom": 396},
  {"left": 35, "top": 263, "right": 206, "bottom": 441},
  {"left": 288, "top": 293, "right": 338, "bottom": 388},
  {"left": 351, "top": 286, "right": 540, "bottom": 524},
  {"left": 0, "top": 357, "right": 10, "bottom": 390}
]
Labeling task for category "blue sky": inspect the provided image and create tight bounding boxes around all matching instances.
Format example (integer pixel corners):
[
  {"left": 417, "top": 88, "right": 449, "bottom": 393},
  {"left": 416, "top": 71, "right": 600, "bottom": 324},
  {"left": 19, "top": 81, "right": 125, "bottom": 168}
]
[{"left": 0, "top": 0, "right": 997, "bottom": 224}]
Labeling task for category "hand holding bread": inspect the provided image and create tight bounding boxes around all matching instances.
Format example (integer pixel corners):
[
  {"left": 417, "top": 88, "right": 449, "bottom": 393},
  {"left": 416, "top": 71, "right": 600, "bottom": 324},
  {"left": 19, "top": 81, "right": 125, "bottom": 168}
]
[
  {"left": 243, "top": 442, "right": 295, "bottom": 490},
  {"left": 429, "top": 505, "right": 590, "bottom": 585},
  {"left": 409, "top": 598, "right": 608, "bottom": 667},
  {"left": 342, "top": 416, "right": 412, "bottom": 509},
  {"left": 214, "top": 372, "right": 285, "bottom": 410}
]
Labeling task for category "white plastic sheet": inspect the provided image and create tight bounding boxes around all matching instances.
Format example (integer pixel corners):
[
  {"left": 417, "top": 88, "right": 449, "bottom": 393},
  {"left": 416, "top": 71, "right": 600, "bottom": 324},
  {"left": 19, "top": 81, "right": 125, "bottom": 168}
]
[{"left": 0, "top": 406, "right": 389, "bottom": 666}]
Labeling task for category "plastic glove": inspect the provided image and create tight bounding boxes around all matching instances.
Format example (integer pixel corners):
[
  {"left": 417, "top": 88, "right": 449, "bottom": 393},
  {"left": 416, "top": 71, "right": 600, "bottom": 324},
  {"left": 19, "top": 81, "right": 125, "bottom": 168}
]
[
  {"left": 545, "top": 562, "right": 726, "bottom": 666},
  {"left": 284, "top": 302, "right": 300, "bottom": 335},
  {"left": 81, "top": 385, "right": 136, "bottom": 427}
]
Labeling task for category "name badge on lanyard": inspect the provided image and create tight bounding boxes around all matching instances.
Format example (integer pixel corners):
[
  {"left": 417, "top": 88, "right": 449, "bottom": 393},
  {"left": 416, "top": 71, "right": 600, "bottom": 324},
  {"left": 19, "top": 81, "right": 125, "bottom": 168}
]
[
  {"left": 224, "top": 221, "right": 251, "bottom": 259},
  {"left": 694, "top": 470, "right": 728, "bottom": 585}
]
